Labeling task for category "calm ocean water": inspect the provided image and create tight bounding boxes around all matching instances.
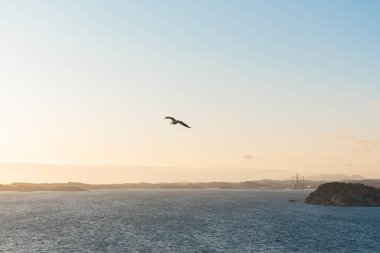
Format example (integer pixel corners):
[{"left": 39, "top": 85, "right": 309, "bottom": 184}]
[{"left": 0, "top": 189, "right": 379, "bottom": 252}]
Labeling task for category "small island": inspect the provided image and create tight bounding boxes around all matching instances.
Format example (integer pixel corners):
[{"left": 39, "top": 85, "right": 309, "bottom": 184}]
[{"left": 305, "top": 182, "right": 380, "bottom": 206}]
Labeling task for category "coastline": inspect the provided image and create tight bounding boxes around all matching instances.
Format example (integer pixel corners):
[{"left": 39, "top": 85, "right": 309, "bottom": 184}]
[{"left": 1, "top": 179, "right": 379, "bottom": 192}]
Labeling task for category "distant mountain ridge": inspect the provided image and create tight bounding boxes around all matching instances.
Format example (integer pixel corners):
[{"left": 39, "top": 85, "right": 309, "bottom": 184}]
[
  {"left": 1, "top": 178, "right": 379, "bottom": 192},
  {"left": 305, "top": 174, "right": 366, "bottom": 181}
]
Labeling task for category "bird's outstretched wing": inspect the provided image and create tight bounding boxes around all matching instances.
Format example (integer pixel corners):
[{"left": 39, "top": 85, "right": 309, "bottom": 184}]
[
  {"left": 165, "top": 116, "right": 176, "bottom": 122},
  {"left": 178, "top": 121, "right": 191, "bottom": 128}
]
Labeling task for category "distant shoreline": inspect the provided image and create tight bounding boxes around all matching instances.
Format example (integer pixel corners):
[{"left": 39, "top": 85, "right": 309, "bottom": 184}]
[{"left": 1, "top": 179, "right": 379, "bottom": 192}]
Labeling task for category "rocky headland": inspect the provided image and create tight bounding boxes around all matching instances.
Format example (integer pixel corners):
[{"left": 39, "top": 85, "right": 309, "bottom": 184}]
[{"left": 305, "top": 182, "right": 380, "bottom": 206}]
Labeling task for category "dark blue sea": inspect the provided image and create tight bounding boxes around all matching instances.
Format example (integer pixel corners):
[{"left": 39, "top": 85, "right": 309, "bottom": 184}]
[{"left": 0, "top": 189, "right": 379, "bottom": 252}]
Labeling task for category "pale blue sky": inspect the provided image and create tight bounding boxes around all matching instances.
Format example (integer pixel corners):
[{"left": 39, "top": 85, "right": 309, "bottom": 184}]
[{"left": 0, "top": 0, "right": 379, "bottom": 182}]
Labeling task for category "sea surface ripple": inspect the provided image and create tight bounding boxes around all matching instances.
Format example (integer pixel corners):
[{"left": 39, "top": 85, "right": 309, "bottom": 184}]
[{"left": 0, "top": 189, "right": 379, "bottom": 252}]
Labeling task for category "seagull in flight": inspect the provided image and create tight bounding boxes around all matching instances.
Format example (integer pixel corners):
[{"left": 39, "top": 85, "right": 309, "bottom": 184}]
[{"left": 165, "top": 117, "right": 191, "bottom": 128}]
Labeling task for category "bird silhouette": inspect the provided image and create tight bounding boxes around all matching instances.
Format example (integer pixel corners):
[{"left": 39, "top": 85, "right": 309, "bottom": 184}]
[{"left": 165, "top": 117, "right": 191, "bottom": 128}]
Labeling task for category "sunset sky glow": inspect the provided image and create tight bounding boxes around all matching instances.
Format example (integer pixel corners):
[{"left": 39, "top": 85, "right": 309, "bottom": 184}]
[{"left": 0, "top": 0, "right": 379, "bottom": 183}]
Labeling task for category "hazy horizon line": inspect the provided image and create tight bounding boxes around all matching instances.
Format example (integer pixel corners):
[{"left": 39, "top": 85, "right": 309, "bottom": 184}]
[
  {"left": 1, "top": 161, "right": 377, "bottom": 185},
  {"left": 4, "top": 177, "right": 378, "bottom": 186}
]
